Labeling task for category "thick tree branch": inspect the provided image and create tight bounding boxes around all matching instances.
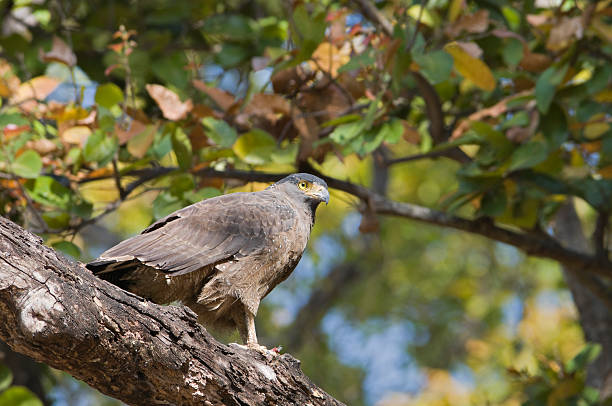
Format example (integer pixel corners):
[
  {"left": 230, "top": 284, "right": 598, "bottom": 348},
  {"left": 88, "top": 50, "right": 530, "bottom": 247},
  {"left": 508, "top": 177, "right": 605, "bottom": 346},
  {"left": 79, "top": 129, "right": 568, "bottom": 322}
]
[{"left": 0, "top": 217, "right": 343, "bottom": 406}]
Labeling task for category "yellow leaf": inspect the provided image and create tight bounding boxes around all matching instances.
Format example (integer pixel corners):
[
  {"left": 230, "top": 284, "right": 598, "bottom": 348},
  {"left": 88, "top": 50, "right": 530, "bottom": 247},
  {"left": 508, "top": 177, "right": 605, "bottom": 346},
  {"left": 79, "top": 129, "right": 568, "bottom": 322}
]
[
  {"left": 594, "top": 89, "right": 612, "bottom": 103},
  {"left": 61, "top": 126, "right": 91, "bottom": 147},
  {"left": 308, "top": 42, "right": 350, "bottom": 77},
  {"left": 448, "top": 0, "right": 464, "bottom": 22},
  {"left": 444, "top": 42, "right": 496, "bottom": 91},
  {"left": 584, "top": 113, "right": 610, "bottom": 139}
]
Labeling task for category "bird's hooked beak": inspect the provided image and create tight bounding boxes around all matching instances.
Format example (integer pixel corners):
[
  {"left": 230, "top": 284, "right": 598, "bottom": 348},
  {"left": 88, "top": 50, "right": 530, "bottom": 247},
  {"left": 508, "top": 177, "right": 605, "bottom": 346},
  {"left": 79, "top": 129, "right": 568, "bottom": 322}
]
[{"left": 309, "top": 183, "right": 330, "bottom": 205}]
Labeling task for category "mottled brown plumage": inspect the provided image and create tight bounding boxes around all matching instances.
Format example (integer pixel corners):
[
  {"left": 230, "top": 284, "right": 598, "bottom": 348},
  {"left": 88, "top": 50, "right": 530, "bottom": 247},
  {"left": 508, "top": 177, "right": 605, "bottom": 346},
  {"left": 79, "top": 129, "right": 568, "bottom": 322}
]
[{"left": 87, "top": 173, "right": 329, "bottom": 347}]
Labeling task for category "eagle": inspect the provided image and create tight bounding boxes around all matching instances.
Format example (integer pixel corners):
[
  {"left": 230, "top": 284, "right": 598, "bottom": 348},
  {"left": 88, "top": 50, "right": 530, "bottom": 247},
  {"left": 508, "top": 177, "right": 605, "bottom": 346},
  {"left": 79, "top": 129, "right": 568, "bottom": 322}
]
[{"left": 87, "top": 173, "right": 329, "bottom": 349}]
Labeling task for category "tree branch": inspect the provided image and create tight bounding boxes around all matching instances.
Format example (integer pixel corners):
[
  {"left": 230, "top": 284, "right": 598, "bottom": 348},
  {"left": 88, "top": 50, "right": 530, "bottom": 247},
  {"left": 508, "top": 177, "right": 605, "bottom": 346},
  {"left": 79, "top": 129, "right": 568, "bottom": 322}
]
[{"left": 0, "top": 217, "right": 343, "bottom": 406}]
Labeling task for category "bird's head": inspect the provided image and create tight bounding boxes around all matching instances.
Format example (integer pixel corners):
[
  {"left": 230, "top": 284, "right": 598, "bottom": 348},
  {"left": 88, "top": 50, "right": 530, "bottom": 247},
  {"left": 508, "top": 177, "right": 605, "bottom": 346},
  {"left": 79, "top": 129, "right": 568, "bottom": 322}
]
[{"left": 272, "top": 173, "right": 330, "bottom": 210}]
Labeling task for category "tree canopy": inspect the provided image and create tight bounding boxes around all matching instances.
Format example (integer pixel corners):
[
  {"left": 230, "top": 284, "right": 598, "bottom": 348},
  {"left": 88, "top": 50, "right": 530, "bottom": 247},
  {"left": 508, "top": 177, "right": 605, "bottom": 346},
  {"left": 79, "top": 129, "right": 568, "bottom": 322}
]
[{"left": 0, "top": 0, "right": 611, "bottom": 405}]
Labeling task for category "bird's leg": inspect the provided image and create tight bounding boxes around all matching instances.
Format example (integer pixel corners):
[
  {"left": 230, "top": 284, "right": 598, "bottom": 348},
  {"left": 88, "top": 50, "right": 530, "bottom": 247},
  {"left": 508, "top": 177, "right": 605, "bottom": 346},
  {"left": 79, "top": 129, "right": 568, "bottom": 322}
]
[
  {"left": 236, "top": 309, "right": 258, "bottom": 347},
  {"left": 231, "top": 307, "right": 275, "bottom": 354}
]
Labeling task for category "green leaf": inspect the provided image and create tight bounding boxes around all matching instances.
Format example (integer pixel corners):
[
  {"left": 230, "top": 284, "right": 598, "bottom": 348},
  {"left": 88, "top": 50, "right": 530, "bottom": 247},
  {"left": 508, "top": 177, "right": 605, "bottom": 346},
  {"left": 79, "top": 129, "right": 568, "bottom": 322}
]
[
  {"left": 201, "top": 14, "right": 255, "bottom": 42},
  {"left": 535, "top": 64, "right": 568, "bottom": 114},
  {"left": 330, "top": 122, "right": 363, "bottom": 145},
  {"left": 233, "top": 129, "right": 277, "bottom": 165},
  {"left": 539, "top": 103, "right": 568, "bottom": 150},
  {"left": 0, "top": 386, "right": 43, "bottom": 406},
  {"left": 501, "top": 6, "right": 521, "bottom": 30},
  {"left": 292, "top": 3, "right": 326, "bottom": 60},
  {"left": 413, "top": 50, "right": 453, "bottom": 84},
  {"left": 171, "top": 128, "right": 192, "bottom": 170},
  {"left": 153, "top": 191, "right": 185, "bottom": 220},
  {"left": 202, "top": 117, "right": 237, "bottom": 148},
  {"left": 320, "top": 114, "right": 362, "bottom": 128},
  {"left": 11, "top": 150, "right": 42, "bottom": 179},
  {"left": 214, "top": 44, "right": 251, "bottom": 68},
  {"left": 184, "top": 187, "right": 221, "bottom": 204},
  {"left": 25, "top": 176, "right": 71, "bottom": 209},
  {"left": 502, "top": 38, "right": 524, "bottom": 68},
  {"left": 52, "top": 241, "right": 81, "bottom": 259},
  {"left": 94, "top": 83, "right": 124, "bottom": 108},
  {"left": 83, "top": 131, "right": 118, "bottom": 165},
  {"left": 480, "top": 188, "right": 507, "bottom": 217},
  {"left": 572, "top": 179, "right": 612, "bottom": 210},
  {"left": 337, "top": 50, "right": 376, "bottom": 74},
  {"left": 0, "top": 364, "right": 12, "bottom": 392},
  {"left": 501, "top": 111, "right": 529, "bottom": 130},
  {"left": 151, "top": 52, "right": 190, "bottom": 87},
  {"left": 270, "top": 142, "right": 298, "bottom": 164},
  {"left": 42, "top": 211, "right": 70, "bottom": 229},
  {"left": 566, "top": 343, "right": 602, "bottom": 374},
  {"left": 586, "top": 65, "right": 612, "bottom": 95},
  {"left": 168, "top": 173, "right": 195, "bottom": 197},
  {"left": 0, "top": 113, "right": 29, "bottom": 128},
  {"left": 508, "top": 141, "right": 549, "bottom": 171}
]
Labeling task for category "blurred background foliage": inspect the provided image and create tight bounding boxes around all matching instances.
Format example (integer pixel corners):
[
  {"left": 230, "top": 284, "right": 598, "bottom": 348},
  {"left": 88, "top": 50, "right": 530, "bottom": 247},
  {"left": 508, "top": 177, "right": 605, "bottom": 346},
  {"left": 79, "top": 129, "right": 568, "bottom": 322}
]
[{"left": 0, "top": 0, "right": 611, "bottom": 405}]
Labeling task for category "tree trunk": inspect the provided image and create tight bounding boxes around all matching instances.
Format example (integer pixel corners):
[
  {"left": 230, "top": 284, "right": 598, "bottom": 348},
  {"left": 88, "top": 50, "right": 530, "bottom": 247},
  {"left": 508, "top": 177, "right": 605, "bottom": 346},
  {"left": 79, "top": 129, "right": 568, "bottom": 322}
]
[
  {"left": 553, "top": 202, "right": 612, "bottom": 399},
  {"left": 0, "top": 216, "right": 343, "bottom": 406}
]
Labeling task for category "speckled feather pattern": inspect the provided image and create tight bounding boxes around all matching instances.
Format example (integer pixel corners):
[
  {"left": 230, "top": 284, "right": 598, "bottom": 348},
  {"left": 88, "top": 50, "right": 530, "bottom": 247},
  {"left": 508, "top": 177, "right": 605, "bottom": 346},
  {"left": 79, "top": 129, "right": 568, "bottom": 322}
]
[{"left": 87, "top": 178, "right": 321, "bottom": 335}]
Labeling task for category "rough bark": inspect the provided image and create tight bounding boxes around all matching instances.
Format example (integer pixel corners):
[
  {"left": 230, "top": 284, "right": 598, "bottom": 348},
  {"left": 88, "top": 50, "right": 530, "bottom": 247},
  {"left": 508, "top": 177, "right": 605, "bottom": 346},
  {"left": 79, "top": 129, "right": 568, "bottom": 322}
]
[
  {"left": 553, "top": 203, "right": 612, "bottom": 399},
  {"left": 0, "top": 216, "right": 343, "bottom": 406}
]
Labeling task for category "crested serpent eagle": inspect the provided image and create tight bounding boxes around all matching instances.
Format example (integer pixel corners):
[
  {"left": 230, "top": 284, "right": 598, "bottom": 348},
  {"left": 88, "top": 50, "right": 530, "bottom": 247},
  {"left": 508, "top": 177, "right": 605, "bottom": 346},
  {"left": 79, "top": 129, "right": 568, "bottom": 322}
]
[{"left": 87, "top": 173, "right": 329, "bottom": 348}]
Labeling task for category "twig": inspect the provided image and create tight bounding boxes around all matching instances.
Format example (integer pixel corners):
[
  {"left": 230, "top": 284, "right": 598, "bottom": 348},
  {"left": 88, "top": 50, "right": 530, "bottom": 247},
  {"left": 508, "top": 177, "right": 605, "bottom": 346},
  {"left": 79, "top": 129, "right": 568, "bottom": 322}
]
[
  {"left": 352, "top": 0, "right": 393, "bottom": 36},
  {"left": 405, "top": 0, "right": 430, "bottom": 51},
  {"left": 593, "top": 210, "right": 609, "bottom": 259},
  {"left": 111, "top": 157, "right": 126, "bottom": 200}
]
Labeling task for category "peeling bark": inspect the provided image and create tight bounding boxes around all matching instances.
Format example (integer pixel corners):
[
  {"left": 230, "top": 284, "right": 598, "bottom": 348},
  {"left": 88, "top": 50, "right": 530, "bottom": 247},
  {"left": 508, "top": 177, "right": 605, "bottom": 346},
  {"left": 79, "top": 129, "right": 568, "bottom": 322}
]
[{"left": 0, "top": 216, "right": 343, "bottom": 406}]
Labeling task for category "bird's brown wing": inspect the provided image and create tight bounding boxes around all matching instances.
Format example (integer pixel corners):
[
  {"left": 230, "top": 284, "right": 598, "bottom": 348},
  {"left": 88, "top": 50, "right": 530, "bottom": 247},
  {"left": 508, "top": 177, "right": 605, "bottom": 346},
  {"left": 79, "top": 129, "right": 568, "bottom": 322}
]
[{"left": 88, "top": 191, "right": 295, "bottom": 276}]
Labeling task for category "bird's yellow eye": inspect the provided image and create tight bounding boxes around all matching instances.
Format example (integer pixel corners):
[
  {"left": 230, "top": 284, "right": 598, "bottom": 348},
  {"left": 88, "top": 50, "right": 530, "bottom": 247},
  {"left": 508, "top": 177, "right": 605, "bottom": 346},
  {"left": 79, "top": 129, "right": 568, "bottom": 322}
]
[{"left": 298, "top": 180, "right": 310, "bottom": 190}]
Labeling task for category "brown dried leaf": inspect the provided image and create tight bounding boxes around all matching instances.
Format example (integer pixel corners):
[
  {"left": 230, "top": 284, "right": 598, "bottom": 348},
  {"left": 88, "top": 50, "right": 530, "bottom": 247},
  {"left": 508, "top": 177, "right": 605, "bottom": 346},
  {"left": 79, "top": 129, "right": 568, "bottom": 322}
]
[
  {"left": 61, "top": 126, "right": 92, "bottom": 147},
  {"left": 514, "top": 77, "right": 535, "bottom": 91},
  {"left": 40, "top": 36, "right": 77, "bottom": 67},
  {"left": 446, "top": 10, "right": 489, "bottom": 37},
  {"left": 0, "top": 59, "right": 20, "bottom": 97},
  {"left": 491, "top": 29, "right": 525, "bottom": 42},
  {"left": 127, "top": 125, "right": 157, "bottom": 158},
  {"left": 526, "top": 13, "right": 550, "bottom": 27},
  {"left": 10, "top": 76, "right": 60, "bottom": 113},
  {"left": 401, "top": 121, "right": 421, "bottom": 144},
  {"left": 245, "top": 93, "right": 291, "bottom": 117},
  {"left": 191, "top": 104, "right": 215, "bottom": 119},
  {"left": 519, "top": 48, "right": 552, "bottom": 73},
  {"left": 188, "top": 124, "right": 210, "bottom": 150},
  {"left": 300, "top": 85, "right": 351, "bottom": 122},
  {"left": 451, "top": 90, "right": 531, "bottom": 139},
  {"left": 146, "top": 84, "right": 193, "bottom": 121},
  {"left": 115, "top": 118, "right": 147, "bottom": 144},
  {"left": 192, "top": 79, "right": 236, "bottom": 111},
  {"left": 293, "top": 108, "right": 320, "bottom": 162},
  {"left": 359, "top": 203, "right": 380, "bottom": 233},
  {"left": 505, "top": 127, "right": 531, "bottom": 143},
  {"left": 546, "top": 17, "right": 583, "bottom": 51},
  {"left": 337, "top": 72, "right": 365, "bottom": 100},
  {"left": 271, "top": 66, "right": 313, "bottom": 94},
  {"left": 27, "top": 139, "right": 57, "bottom": 155},
  {"left": 455, "top": 41, "right": 483, "bottom": 58}
]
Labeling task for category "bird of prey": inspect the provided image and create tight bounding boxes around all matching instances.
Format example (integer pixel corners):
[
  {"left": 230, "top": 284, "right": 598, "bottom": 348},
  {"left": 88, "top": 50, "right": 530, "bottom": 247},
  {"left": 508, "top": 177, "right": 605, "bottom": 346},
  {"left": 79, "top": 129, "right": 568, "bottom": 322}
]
[{"left": 87, "top": 173, "right": 329, "bottom": 348}]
